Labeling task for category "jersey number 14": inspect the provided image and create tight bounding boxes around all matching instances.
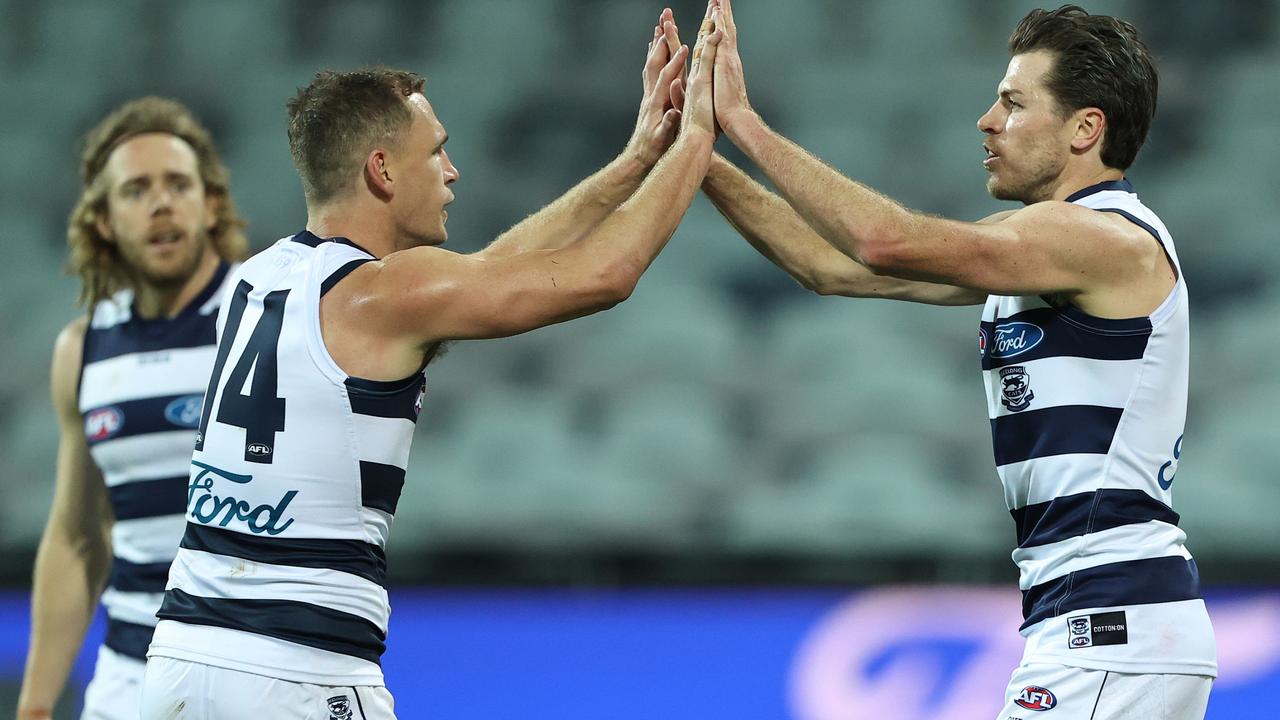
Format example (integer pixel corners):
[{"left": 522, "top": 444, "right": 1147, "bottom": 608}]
[{"left": 194, "top": 279, "right": 288, "bottom": 464}]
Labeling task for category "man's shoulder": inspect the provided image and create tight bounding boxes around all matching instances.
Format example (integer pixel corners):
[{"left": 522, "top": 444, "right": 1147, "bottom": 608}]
[
  {"left": 1011, "top": 201, "right": 1153, "bottom": 248},
  {"left": 53, "top": 315, "right": 90, "bottom": 360}
]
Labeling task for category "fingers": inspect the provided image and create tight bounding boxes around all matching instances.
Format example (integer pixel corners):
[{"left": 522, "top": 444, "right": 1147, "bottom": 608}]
[
  {"left": 719, "top": 0, "right": 736, "bottom": 34},
  {"left": 662, "top": 45, "right": 689, "bottom": 83},
  {"left": 670, "top": 77, "right": 685, "bottom": 111},
  {"left": 660, "top": 107, "right": 682, "bottom": 134},
  {"left": 662, "top": 18, "right": 681, "bottom": 58},
  {"left": 693, "top": 2, "right": 716, "bottom": 63},
  {"left": 693, "top": 29, "right": 722, "bottom": 78},
  {"left": 644, "top": 24, "right": 668, "bottom": 86}
]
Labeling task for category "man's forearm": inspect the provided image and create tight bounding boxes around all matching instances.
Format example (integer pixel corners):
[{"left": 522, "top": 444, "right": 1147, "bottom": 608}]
[
  {"left": 727, "top": 115, "right": 917, "bottom": 269},
  {"left": 17, "top": 535, "right": 108, "bottom": 717},
  {"left": 704, "top": 153, "right": 859, "bottom": 293},
  {"left": 482, "top": 151, "right": 651, "bottom": 259},
  {"left": 577, "top": 131, "right": 714, "bottom": 280},
  {"left": 705, "top": 153, "right": 989, "bottom": 305}
]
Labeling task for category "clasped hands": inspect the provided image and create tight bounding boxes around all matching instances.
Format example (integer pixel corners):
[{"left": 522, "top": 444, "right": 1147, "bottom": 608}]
[{"left": 626, "top": 0, "right": 756, "bottom": 168}]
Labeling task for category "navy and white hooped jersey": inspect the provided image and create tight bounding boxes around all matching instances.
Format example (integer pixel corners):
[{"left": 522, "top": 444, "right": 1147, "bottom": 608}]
[
  {"left": 979, "top": 179, "right": 1216, "bottom": 676},
  {"left": 149, "top": 231, "right": 425, "bottom": 687},
  {"left": 79, "top": 262, "right": 233, "bottom": 662}
]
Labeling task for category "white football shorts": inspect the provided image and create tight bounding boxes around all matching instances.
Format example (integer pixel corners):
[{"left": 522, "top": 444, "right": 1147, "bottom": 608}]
[{"left": 139, "top": 655, "right": 396, "bottom": 720}]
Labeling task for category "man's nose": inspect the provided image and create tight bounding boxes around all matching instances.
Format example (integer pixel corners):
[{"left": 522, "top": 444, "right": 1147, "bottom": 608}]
[
  {"left": 977, "top": 102, "right": 1002, "bottom": 134},
  {"left": 149, "top": 187, "right": 177, "bottom": 214}
]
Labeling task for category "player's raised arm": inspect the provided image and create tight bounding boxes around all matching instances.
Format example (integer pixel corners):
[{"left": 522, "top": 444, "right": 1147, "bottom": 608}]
[
  {"left": 17, "top": 319, "right": 113, "bottom": 720},
  {"left": 305, "top": 12, "right": 723, "bottom": 382},
  {"left": 480, "top": 8, "right": 688, "bottom": 260},
  {"left": 366, "top": 23, "right": 721, "bottom": 343},
  {"left": 703, "top": 153, "right": 989, "bottom": 304},
  {"left": 709, "top": 0, "right": 1171, "bottom": 316}
]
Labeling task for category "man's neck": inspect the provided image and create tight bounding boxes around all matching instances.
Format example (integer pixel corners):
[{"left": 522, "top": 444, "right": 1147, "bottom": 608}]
[
  {"left": 132, "top": 248, "right": 220, "bottom": 320},
  {"left": 306, "top": 200, "right": 398, "bottom": 259},
  {"left": 1050, "top": 166, "right": 1126, "bottom": 202}
]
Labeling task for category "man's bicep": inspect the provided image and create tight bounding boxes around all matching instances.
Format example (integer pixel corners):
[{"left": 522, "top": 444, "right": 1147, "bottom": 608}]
[
  {"left": 888, "top": 204, "right": 1117, "bottom": 296},
  {"left": 47, "top": 319, "right": 111, "bottom": 536},
  {"left": 376, "top": 248, "right": 621, "bottom": 343}
]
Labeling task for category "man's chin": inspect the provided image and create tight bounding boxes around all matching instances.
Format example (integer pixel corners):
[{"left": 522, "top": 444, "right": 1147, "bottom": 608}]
[{"left": 987, "top": 176, "right": 1027, "bottom": 203}]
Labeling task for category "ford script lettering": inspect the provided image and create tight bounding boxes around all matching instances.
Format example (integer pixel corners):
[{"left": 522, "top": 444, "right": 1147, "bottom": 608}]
[
  {"left": 188, "top": 460, "right": 296, "bottom": 535},
  {"left": 991, "top": 322, "right": 1044, "bottom": 359}
]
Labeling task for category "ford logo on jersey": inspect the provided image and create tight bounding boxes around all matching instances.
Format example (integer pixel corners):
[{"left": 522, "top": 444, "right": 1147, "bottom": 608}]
[
  {"left": 1014, "top": 685, "right": 1057, "bottom": 711},
  {"left": 85, "top": 406, "right": 124, "bottom": 442},
  {"left": 187, "top": 460, "right": 297, "bottom": 535},
  {"left": 991, "top": 322, "right": 1044, "bottom": 359},
  {"left": 164, "top": 394, "right": 204, "bottom": 428}
]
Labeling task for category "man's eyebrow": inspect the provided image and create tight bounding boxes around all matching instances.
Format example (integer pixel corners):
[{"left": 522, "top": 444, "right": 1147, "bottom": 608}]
[
  {"left": 435, "top": 134, "right": 449, "bottom": 151},
  {"left": 999, "top": 88, "right": 1025, "bottom": 100}
]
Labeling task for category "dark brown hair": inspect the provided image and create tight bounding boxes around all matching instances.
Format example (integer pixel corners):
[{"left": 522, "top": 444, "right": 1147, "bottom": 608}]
[
  {"left": 287, "top": 68, "right": 426, "bottom": 204},
  {"left": 69, "top": 97, "right": 248, "bottom": 306},
  {"left": 1009, "top": 5, "right": 1158, "bottom": 170}
]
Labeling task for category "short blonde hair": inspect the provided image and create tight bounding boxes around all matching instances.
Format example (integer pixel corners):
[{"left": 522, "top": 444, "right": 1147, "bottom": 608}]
[{"left": 68, "top": 97, "right": 249, "bottom": 306}]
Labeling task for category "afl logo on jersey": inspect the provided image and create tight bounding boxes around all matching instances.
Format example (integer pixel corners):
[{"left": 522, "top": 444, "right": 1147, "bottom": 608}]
[
  {"left": 991, "top": 322, "right": 1044, "bottom": 359},
  {"left": 1014, "top": 686, "right": 1057, "bottom": 711},
  {"left": 85, "top": 407, "right": 124, "bottom": 442},
  {"left": 246, "top": 443, "right": 273, "bottom": 459},
  {"left": 978, "top": 328, "right": 988, "bottom": 357},
  {"left": 164, "top": 394, "right": 204, "bottom": 428}
]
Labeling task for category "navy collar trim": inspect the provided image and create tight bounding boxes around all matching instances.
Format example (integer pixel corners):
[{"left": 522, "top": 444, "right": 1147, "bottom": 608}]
[
  {"left": 1064, "top": 178, "right": 1134, "bottom": 203},
  {"left": 291, "top": 230, "right": 376, "bottom": 258}
]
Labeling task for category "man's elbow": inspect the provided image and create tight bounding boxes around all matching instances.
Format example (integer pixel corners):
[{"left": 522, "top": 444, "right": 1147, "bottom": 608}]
[
  {"left": 855, "top": 232, "right": 909, "bottom": 277},
  {"left": 597, "top": 257, "right": 644, "bottom": 305}
]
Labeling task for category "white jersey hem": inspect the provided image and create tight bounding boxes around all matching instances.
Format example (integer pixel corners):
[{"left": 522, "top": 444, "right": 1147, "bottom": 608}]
[
  {"left": 148, "top": 642, "right": 386, "bottom": 687},
  {"left": 1022, "top": 651, "right": 1217, "bottom": 677}
]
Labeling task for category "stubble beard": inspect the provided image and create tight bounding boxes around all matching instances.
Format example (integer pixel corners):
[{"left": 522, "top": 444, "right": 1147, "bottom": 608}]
[
  {"left": 130, "top": 234, "right": 211, "bottom": 291},
  {"left": 986, "top": 155, "right": 1062, "bottom": 205}
]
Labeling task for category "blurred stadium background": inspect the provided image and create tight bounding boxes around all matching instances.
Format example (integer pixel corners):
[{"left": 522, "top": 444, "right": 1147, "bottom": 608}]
[{"left": 1, "top": 0, "right": 1277, "bottom": 717}]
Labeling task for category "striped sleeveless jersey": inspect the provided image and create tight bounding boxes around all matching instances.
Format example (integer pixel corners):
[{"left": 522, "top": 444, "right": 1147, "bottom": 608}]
[
  {"left": 980, "top": 179, "right": 1216, "bottom": 675},
  {"left": 79, "top": 262, "right": 232, "bottom": 661},
  {"left": 149, "top": 232, "right": 424, "bottom": 686}
]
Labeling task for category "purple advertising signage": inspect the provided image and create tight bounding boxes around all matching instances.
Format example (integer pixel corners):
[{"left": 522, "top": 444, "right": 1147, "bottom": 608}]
[{"left": 2, "top": 587, "right": 1276, "bottom": 718}]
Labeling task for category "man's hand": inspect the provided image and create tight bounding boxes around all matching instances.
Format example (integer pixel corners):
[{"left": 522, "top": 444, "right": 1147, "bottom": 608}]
[
  {"left": 626, "top": 8, "right": 689, "bottom": 168},
  {"left": 682, "top": 1, "right": 723, "bottom": 137},
  {"left": 710, "top": 0, "right": 756, "bottom": 138}
]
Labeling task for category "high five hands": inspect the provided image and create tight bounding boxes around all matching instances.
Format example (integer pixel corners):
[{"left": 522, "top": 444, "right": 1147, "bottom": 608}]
[
  {"left": 627, "top": 2, "right": 724, "bottom": 167},
  {"left": 643, "top": 0, "right": 754, "bottom": 143}
]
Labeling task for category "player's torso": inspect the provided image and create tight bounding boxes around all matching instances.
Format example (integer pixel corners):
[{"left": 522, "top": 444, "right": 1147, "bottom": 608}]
[
  {"left": 978, "top": 180, "right": 1215, "bottom": 675},
  {"left": 151, "top": 233, "right": 425, "bottom": 686},
  {"left": 79, "top": 263, "right": 232, "bottom": 660}
]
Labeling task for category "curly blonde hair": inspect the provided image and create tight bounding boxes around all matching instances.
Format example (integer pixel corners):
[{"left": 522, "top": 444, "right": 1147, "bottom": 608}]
[{"left": 68, "top": 97, "right": 249, "bottom": 306}]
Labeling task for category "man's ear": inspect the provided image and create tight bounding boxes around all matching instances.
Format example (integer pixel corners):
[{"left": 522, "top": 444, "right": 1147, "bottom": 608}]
[
  {"left": 1071, "top": 107, "right": 1106, "bottom": 154},
  {"left": 94, "top": 210, "right": 114, "bottom": 243},
  {"left": 365, "top": 149, "right": 394, "bottom": 200}
]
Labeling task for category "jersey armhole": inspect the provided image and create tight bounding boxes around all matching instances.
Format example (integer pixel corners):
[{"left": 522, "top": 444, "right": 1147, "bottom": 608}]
[
  {"left": 1094, "top": 207, "right": 1180, "bottom": 284},
  {"left": 304, "top": 244, "right": 425, "bottom": 388}
]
